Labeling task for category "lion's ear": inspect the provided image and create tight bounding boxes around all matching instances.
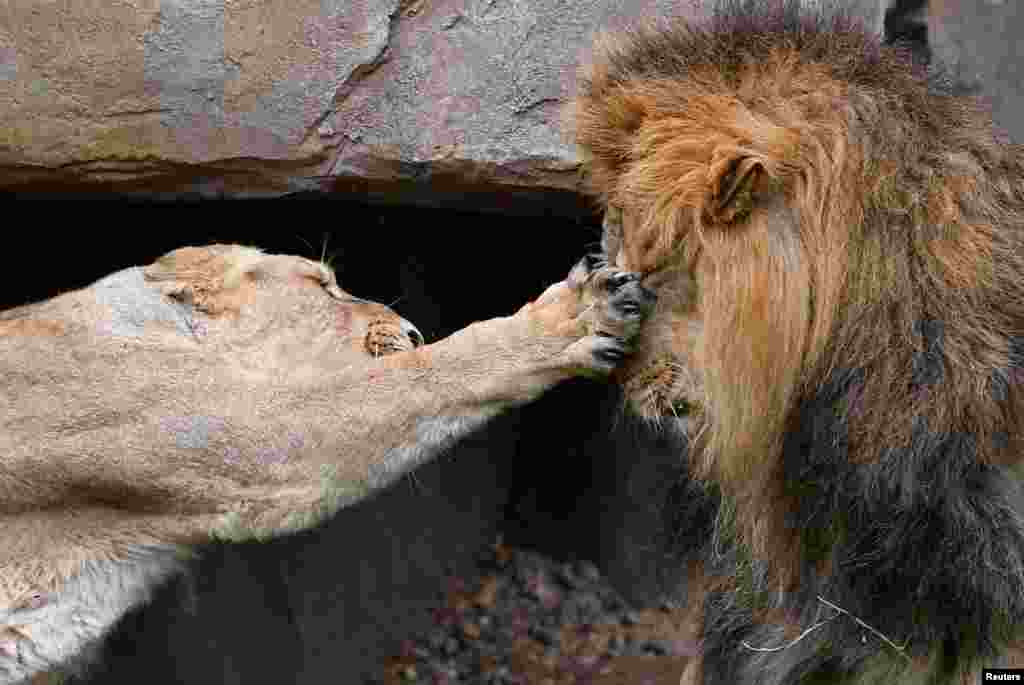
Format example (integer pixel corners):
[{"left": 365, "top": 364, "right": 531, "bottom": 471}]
[{"left": 708, "top": 154, "right": 766, "bottom": 224}]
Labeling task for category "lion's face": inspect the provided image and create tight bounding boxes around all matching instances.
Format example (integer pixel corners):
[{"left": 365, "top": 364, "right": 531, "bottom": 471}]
[
  {"left": 597, "top": 162, "right": 818, "bottom": 484},
  {"left": 602, "top": 205, "right": 705, "bottom": 426},
  {"left": 572, "top": 51, "right": 845, "bottom": 479},
  {"left": 143, "top": 245, "right": 423, "bottom": 373}
]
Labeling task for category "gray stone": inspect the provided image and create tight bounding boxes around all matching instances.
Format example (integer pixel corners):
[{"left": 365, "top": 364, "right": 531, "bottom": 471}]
[
  {"left": 927, "top": 0, "right": 1024, "bottom": 141},
  {"left": 0, "top": 0, "right": 920, "bottom": 209}
]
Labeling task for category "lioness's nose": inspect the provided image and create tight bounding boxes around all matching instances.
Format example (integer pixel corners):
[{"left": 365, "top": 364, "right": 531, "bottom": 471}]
[{"left": 401, "top": 319, "right": 424, "bottom": 347}]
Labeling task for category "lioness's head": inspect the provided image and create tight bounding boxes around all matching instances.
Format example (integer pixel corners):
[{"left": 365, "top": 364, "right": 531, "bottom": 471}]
[
  {"left": 569, "top": 1, "right": 1024, "bottom": 488},
  {"left": 143, "top": 244, "right": 422, "bottom": 369}
]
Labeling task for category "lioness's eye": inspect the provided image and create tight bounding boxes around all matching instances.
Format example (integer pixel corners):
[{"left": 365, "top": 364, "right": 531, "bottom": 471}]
[{"left": 322, "top": 281, "right": 345, "bottom": 300}]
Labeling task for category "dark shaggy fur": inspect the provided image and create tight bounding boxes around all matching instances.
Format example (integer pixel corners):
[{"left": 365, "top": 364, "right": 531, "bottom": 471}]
[{"left": 570, "top": 0, "right": 1024, "bottom": 682}]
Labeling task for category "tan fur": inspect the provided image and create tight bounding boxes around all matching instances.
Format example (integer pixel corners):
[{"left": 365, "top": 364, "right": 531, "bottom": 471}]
[
  {"left": 0, "top": 321, "right": 63, "bottom": 337},
  {"left": 570, "top": 2, "right": 1024, "bottom": 681},
  {"left": 0, "top": 245, "right": 648, "bottom": 683}
]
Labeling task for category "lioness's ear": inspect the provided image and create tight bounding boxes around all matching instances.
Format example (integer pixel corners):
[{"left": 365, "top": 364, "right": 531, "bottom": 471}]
[
  {"left": 145, "top": 274, "right": 223, "bottom": 314},
  {"left": 144, "top": 245, "right": 263, "bottom": 315},
  {"left": 708, "top": 154, "right": 766, "bottom": 224}
]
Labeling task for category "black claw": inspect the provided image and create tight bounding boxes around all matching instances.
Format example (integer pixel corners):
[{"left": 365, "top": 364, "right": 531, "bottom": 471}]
[
  {"left": 606, "top": 271, "right": 639, "bottom": 292},
  {"left": 616, "top": 300, "right": 641, "bottom": 316},
  {"left": 594, "top": 345, "right": 627, "bottom": 364},
  {"left": 609, "top": 282, "right": 657, "bottom": 321},
  {"left": 581, "top": 253, "right": 604, "bottom": 272},
  {"left": 610, "top": 282, "right": 659, "bottom": 317}
]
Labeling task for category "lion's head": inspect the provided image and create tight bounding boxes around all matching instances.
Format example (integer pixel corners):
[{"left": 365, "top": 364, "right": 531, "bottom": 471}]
[
  {"left": 142, "top": 244, "right": 423, "bottom": 369},
  {"left": 569, "top": 0, "right": 1024, "bottom": 562}
]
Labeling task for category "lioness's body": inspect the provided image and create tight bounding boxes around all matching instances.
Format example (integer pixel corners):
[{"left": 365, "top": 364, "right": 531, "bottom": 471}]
[{"left": 0, "top": 245, "right": 653, "bottom": 683}]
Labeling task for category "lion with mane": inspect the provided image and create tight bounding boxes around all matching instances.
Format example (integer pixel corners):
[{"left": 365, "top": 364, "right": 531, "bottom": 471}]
[{"left": 569, "top": 0, "right": 1024, "bottom": 681}]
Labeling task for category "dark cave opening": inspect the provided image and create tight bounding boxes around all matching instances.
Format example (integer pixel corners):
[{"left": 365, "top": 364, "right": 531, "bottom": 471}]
[{"left": 0, "top": 196, "right": 601, "bottom": 329}]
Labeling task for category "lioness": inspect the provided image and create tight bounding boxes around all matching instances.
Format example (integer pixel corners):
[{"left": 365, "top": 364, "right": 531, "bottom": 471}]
[{"left": 0, "top": 244, "right": 654, "bottom": 683}]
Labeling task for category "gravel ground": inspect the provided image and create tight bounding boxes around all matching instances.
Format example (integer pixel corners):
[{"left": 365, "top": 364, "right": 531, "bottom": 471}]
[{"left": 377, "top": 537, "right": 699, "bottom": 685}]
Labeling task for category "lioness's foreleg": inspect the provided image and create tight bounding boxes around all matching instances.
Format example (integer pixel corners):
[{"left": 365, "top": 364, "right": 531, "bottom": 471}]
[{"left": 197, "top": 257, "right": 656, "bottom": 540}]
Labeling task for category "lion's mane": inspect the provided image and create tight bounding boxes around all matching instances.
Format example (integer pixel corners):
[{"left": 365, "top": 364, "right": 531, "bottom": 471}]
[{"left": 571, "top": 0, "right": 1024, "bottom": 681}]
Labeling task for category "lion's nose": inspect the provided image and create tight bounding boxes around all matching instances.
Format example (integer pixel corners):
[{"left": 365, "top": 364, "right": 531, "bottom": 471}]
[{"left": 400, "top": 319, "right": 424, "bottom": 347}]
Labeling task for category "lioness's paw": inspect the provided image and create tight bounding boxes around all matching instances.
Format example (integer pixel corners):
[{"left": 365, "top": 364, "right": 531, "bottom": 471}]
[
  {"left": 567, "top": 256, "right": 656, "bottom": 376},
  {"left": 517, "top": 256, "right": 654, "bottom": 377}
]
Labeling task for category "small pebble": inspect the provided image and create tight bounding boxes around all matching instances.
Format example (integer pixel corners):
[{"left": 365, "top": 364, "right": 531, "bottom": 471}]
[
  {"left": 666, "top": 637, "right": 702, "bottom": 657},
  {"left": 576, "top": 561, "right": 601, "bottom": 583},
  {"left": 528, "top": 624, "right": 559, "bottom": 646},
  {"left": 442, "top": 637, "right": 460, "bottom": 657},
  {"left": 621, "top": 609, "right": 642, "bottom": 626},
  {"left": 606, "top": 634, "right": 625, "bottom": 656},
  {"left": 461, "top": 622, "right": 481, "bottom": 640},
  {"left": 573, "top": 592, "right": 604, "bottom": 620},
  {"left": 658, "top": 597, "right": 679, "bottom": 612},
  {"left": 603, "top": 594, "right": 626, "bottom": 612},
  {"left": 641, "top": 640, "right": 669, "bottom": 656},
  {"left": 428, "top": 631, "right": 447, "bottom": 651},
  {"left": 484, "top": 666, "right": 513, "bottom": 684},
  {"left": 556, "top": 563, "right": 578, "bottom": 589}
]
